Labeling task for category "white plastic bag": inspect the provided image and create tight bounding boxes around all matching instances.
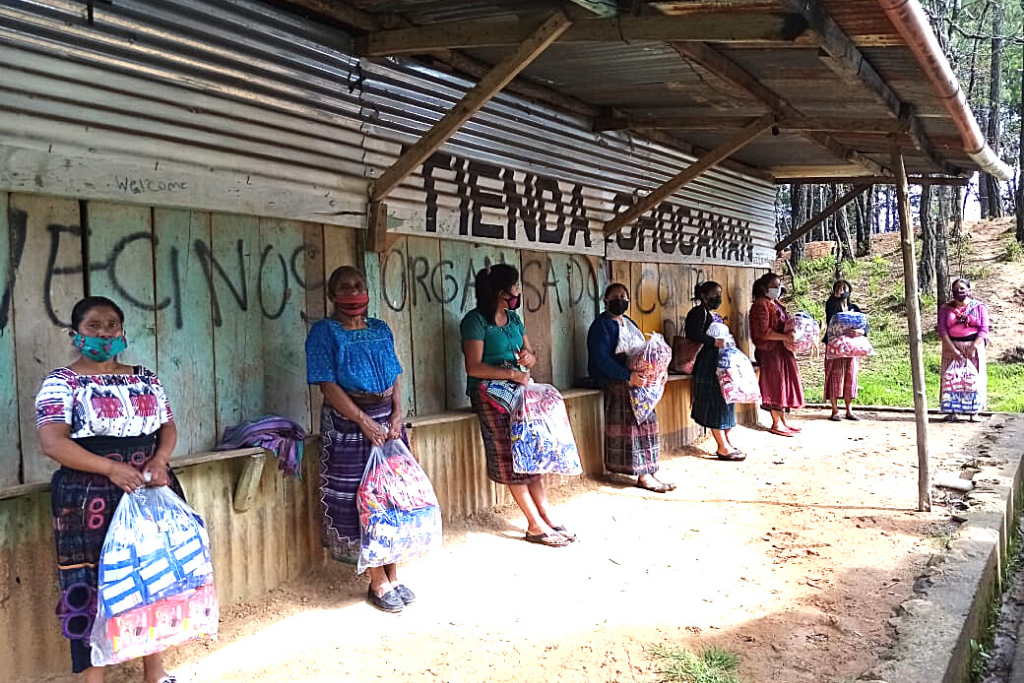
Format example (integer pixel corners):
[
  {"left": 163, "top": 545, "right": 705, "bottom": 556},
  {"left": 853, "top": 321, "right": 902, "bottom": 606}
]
[
  {"left": 716, "top": 347, "right": 762, "bottom": 405},
  {"left": 510, "top": 383, "right": 582, "bottom": 475},
  {"left": 628, "top": 333, "right": 672, "bottom": 422}
]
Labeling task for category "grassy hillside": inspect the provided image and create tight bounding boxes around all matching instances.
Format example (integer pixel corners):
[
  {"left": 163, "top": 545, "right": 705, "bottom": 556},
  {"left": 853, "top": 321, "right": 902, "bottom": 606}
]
[{"left": 780, "top": 221, "right": 1024, "bottom": 413}]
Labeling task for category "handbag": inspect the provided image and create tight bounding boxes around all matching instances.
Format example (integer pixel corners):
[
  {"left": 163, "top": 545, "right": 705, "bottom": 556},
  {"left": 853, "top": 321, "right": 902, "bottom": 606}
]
[{"left": 668, "top": 336, "right": 702, "bottom": 374}]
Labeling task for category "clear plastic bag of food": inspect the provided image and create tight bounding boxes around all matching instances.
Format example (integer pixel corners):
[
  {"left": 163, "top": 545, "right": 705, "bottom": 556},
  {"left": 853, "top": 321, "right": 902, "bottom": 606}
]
[
  {"left": 826, "top": 311, "right": 869, "bottom": 339},
  {"left": 628, "top": 333, "right": 672, "bottom": 422},
  {"left": 357, "top": 440, "right": 442, "bottom": 573},
  {"left": 716, "top": 347, "right": 762, "bottom": 405},
  {"left": 941, "top": 359, "right": 981, "bottom": 412},
  {"left": 97, "top": 487, "right": 213, "bottom": 619},
  {"left": 510, "top": 382, "right": 582, "bottom": 476},
  {"left": 825, "top": 335, "right": 874, "bottom": 358},
  {"left": 785, "top": 312, "right": 821, "bottom": 356},
  {"left": 91, "top": 582, "right": 218, "bottom": 666}
]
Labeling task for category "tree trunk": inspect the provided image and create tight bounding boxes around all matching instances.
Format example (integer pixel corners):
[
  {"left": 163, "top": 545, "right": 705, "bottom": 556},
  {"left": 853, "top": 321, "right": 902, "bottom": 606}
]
[
  {"left": 918, "top": 184, "right": 935, "bottom": 293},
  {"left": 935, "top": 185, "right": 951, "bottom": 305},
  {"left": 789, "top": 183, "right": 804, "bottom": 271},
  {"left": 834, "top": 184, "right": 855, "bottom": 263},
  {"left": 952, "top": 185, "right": 963, "bottom": 240},
  {"left": 983, "top": 1, "right": 1003, "bottom": 218}
]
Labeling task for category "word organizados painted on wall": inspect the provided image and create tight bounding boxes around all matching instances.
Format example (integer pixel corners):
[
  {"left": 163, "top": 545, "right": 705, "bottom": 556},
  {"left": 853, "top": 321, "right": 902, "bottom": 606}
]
[{"left": 409, "top": 151, "right": 759, "bottom": 264}]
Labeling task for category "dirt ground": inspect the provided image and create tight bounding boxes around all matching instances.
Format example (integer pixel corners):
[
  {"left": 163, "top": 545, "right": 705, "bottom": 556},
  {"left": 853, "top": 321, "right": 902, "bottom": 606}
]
[{"left": 70, "top": 411, "right": 1000, "bottom": 683}]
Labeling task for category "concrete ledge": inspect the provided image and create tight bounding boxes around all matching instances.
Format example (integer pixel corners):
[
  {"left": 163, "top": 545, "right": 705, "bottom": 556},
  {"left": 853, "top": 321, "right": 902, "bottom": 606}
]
[{"left": 863, "top": 415, "right": 1024, "bottom": 683}]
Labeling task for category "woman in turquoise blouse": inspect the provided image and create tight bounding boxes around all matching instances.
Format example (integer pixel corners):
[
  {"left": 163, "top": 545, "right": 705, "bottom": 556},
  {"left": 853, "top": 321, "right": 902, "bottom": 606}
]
[
  {"left": 460, "top": 264, "right": 574, "bottom": 548},
  {"left": 305, "top": 265, "right": 414, "bottom": 613}
]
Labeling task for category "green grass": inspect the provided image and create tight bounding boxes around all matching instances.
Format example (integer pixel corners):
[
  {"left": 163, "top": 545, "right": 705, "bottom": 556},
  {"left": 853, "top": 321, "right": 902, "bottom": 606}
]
[
  {"left": 648, "top": 645, "right": 745, "bottom": 683},
  {"left": 1000, "top": 239, "right": 1023, "bottom": 263}
]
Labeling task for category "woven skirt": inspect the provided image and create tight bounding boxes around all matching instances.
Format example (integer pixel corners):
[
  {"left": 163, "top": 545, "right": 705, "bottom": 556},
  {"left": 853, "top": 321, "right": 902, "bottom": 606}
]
[
  {"left": 51, "top": 433, "right": 183, "bottom": 673},
  {"left": 603, "top": 381, "right": 660, "bottom": 476},
  {"left": 690, "top": 349, "right": 736, "bottom": 430},
  {"left": 469, "top": 383, "right": 540, "bottom": 485},
  {"left": 824, "top": 356, "right": 859, "bottom": 401},
  {"left": 755, "top": 345, "right": 805, "bottom": 412}
]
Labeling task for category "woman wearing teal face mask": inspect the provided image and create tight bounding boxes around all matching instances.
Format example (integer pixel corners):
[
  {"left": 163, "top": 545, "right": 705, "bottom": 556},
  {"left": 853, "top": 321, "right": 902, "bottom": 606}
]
[{"left": 35, "top": 296, "right": 182, "bottom": 683}]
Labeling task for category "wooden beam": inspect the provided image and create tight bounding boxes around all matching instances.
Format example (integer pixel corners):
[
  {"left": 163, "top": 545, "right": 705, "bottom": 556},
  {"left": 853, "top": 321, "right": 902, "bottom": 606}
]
[
  {"left": 357, "top": 13, "right": 809, "bottom": 56},
  {"left": 772, "top": 175, "right": 969, "bottom": 186},
  {"left": 369, "top": 12, "right": 572, "bottom": 205},
  {"left": 669, "top": 42, "right": 889, "bottom": 175},
  {"left": 566, "top": 0, "right": 618, "bottom": 17},
  {"left": 779, "top": 0, "right": 958, "bottom": 175},
  {"left": 891, "top": 137, "right": 932, "bottom": 513},
  {"left": 775, "top": 184, "right": 869, "bottom": 251},
  {"left": 603, "top": 114, "right": 773, "bottom": 236},
  {"left": 594, "top": 114, "right": 902, "bottom": 133}
]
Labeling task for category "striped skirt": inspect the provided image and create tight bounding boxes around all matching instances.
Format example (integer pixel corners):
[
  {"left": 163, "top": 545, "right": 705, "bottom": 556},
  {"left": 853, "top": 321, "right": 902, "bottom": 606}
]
[
  {"left": 469, "top": 383, "right": 540, "bottom": 485},
  {"left": 940, "top": 339, "right": 987, "bottom": 414},
  {"left": 319, "top": 399, "right": 407, "bottom": 564},
  {"left": 51, "top": 433, "right": 183, "bottom": 673},
  {"left": 604, "top": 381, "right": 660, "bottom": 476},
  {"left": 755, "top": 345, "right": 805, "bottom": 412},
  {"left": 824, "top": 356, "right": 859, "bottom": 401},
  {"left": 691, "top": 348, "right": 736, "bottom": 430}
]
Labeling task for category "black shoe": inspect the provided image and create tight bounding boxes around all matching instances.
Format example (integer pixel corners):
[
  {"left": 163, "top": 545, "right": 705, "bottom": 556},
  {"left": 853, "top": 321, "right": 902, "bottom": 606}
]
[
  {"left": 394, "top": 584, "right": 416, "bottom": 605},
  {"left": 367, "top": 587, "right": 403, "bottom": 613}
]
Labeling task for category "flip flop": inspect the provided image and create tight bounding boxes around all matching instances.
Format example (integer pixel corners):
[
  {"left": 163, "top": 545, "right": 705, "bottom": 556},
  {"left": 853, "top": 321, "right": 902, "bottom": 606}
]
[
  {"left": 845, "top": 414, "right": 861, "bottom": 421},
  {"left": 828, "top": 414, "right": 843, "bottom": 422},
  {"left": 636, "top": 480, "right": 675, "bottom": 493},
  {"left": 525, "top": 532, "right": 570, "bottom": 547},
  {"left": 717, "top": 450, "right": 746, "bottom": 461},
  {"left": 550, "top": 525, "right": 578, "bottom": 542},
  {"left": 769, "top": 427, "right": 794, "bottom": 437},
  {"left": 785, "top": 424, "right": 802, "bottom": 432}
]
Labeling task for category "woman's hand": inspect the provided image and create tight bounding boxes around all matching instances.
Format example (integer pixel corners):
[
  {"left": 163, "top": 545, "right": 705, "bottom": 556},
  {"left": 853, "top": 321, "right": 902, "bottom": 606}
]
[
  {"left": 629, "top": 370, "right": 650, "bottom": 388},
  {"left": 107, "top": 461, "right": 146, "bottom": 494},
  {"left": 386, "top": 413, "right": 404, "bottom": 441},
  {"left": 509, "top": 369, "right": 531, "bottom": 386},
  {"left": 516, "top": 348, "right": 536, "bottom": 370},
  {"left": 143, "top": 460, "right": 171, "bottom": 487},
  {"left": 359, "top": 414, "right": 388, "bottom": 447},
  {"left": 714, "top": 338, "right": 726, "bottom": 349}
]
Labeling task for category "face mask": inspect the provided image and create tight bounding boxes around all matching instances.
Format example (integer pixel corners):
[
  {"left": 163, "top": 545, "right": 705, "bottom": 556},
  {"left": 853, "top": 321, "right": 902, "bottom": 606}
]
[
  {"left": 334, "top": 293, "right": 369, "bottom": 317},
  {"left": 838, "top": 292, "right": 850, "bottom": 299},
  {"left": 706, "top": 296, "right": 723, "bottom": 310},
  {"left": 954, "top": 291, "right": 969, "bottom": 301},
  {"left": 766, "top": 287, "right": 781, "bottom": 300},
  {"left": 72, "top": 333, "right": 128, "bottom": 362},
  {"left": 504, "top": 294, "right": 521, "bottom": 311},
  {"left": 607, "top": 299, "right": 629, "bottom": 316}
]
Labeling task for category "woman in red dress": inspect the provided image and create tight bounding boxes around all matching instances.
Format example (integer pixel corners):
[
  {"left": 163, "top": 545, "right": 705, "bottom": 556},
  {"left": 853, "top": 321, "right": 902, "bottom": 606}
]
[{"left": 749, "top": 273, "right": 805, "bottom": 436}]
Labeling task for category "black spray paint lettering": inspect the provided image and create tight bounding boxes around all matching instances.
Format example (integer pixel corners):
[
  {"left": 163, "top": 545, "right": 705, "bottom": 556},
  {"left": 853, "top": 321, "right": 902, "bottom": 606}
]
[
  {"left": 114, "top": 177, "right": 190, "bottom": 195},
  {"left": 0, "top": 209, "right": 28, "bottom": 332},
  {"left": 422, "top": 152, "right": 593, "bottom": 248},
  {"left": 520, "top": 257, "right": 600, "bottom": 315}
]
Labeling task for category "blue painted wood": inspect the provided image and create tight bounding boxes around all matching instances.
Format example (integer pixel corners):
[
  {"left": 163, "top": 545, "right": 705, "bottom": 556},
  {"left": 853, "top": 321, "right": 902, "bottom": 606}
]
[
  {"left": 10, "top": 194, "right": 84, "bottom": 484},
  {"left": 154, "top": 208, "right": 216, "bottom": 454},
  {"left": 406, "top": 236, "right": 446, "bottom": 415},
  {"left": 0, "top": 193, "right": 19, "bottom": 486}
]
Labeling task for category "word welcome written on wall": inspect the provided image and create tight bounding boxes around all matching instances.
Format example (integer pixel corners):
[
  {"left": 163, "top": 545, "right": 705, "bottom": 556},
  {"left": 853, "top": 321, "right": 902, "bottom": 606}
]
[
  {"left": 0, "top": 208, "right": 320, "bottom": 331},
  {"left": 389, "top": 150, "right": 763, "bottom": 266}
]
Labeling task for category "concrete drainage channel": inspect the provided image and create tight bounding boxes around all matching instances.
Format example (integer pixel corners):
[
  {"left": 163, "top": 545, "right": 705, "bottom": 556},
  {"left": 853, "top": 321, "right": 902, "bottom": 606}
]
[{"left": 858, "top": 415, "right": 1024, "bottom": 683}]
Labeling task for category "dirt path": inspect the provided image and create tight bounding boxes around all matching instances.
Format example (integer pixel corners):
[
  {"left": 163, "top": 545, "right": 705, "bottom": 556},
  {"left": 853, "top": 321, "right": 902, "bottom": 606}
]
[
  {"left": 60, "top": 412, "right": 1004, "bottom": 683},
  {"left": 957, "top": 218, "right": 1024, "bottom": 362}
]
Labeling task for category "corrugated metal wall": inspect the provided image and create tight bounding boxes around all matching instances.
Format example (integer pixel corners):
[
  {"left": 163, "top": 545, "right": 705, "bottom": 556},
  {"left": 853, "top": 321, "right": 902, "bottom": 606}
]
[{"left": 0, "top": 0, "right": 776, "bottom": 264}]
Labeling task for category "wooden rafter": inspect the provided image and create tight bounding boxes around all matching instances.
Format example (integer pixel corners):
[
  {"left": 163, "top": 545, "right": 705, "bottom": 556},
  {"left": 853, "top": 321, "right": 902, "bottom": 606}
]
[
  {"left": 775, "top": 184, "right": 869, "bottom": 252},
  {"left": 603, "top": 114, "right": 774, "bottom": 236},
  {"left": 594, "top": 114, "right": 903, "bottom": 133},
  {"left": 669, "top": 41, "right": 888, "bottom": 176},
  {"left": 357, "top": 13, "right": 810, "bottom": 56},
  {"left": 779, "top": 0, "right": 958, "bottom": 176}
]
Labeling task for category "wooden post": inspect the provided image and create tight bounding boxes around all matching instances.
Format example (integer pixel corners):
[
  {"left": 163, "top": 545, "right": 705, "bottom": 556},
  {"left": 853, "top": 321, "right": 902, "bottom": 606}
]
[
  {"left": 369, "top": 12, "right": 572, "bottom": 203},
  {"left": 603, "top": 113, "right": 773, "bottom": 235},
  {"left": 775, "top": 183, "right": 869, "bottom": 252},
  {"left": 892, "top": 138, "right": 931, "bottom": 512}
]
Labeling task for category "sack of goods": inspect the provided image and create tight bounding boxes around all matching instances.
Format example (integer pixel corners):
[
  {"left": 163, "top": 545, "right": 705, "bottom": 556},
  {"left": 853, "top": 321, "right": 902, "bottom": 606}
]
[
  {"left": 717, "top": 346, "right": 762, "bottom": 405},
  {"left": 825, "top": 335, "right": 874, "bottom": 358},
  {"left": 628, "top": 333, "right": 672, "bottom": 422},
  {"left": 826, "top": 311, "right": 869, "bottom": 339},
  {"left": 92, "top": 487, "right": 218, "bottom": 666},
  {"left": 357, "top": 440, "right": 442, "bottom": 573},
  {"left": 510, "top": 382, "right": 583, "bottom": 476},
  {"left": 784, "top": 313, "right": 821, "bottom": 356},
  {"left": 941, "top": 359, "right": 982, "bottom": 413}
]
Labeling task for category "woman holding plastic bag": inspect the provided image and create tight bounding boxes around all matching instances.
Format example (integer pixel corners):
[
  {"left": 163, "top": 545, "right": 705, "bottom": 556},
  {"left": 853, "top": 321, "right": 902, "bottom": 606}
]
[
  {"left": 587, "top": 283, "right": 676, "bottom": 492},
  {"left": 461, "top": 265, "right": 576, "bottom": 547},
  {"left": 305, "top": 266, "right": 421, "bottom": 613},
  {"left": 686, "top": 281, "right": 744, "bottom": 461},
  {"left": 938, "top": 278, "right": 989, "bottom": 422},
  {"left": 824, "top": 280, "right": 864, "bottom": 421},
  {"left": 35, "top": 296, "right": 184, "bottom": 683},
  {"left": 749, "top": 273, "right": 805, "bottom": 437}
]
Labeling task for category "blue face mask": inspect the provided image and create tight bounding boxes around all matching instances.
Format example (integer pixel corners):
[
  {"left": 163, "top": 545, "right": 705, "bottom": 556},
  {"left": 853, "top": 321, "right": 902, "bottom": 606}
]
[{"left": 72, "top": 333, "right": 128, "bottom": 362}]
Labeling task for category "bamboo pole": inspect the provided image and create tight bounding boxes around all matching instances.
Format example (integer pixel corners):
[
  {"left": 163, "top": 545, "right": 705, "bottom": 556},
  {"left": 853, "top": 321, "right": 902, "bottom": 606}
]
[{"left": 891, "top": 138, "right": 931, "bottom": 512}]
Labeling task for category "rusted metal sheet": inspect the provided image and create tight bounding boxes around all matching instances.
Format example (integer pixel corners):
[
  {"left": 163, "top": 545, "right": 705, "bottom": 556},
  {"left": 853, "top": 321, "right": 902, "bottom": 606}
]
[{"left": 0, "top": 450, "right": 324, "bottom": 681}]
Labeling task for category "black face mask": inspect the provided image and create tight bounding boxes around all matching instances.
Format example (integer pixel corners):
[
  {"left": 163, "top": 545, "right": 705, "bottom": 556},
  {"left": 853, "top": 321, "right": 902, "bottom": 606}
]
[
  {"left": 838, "top": 292, "right": 850, "bottom": 299},
  {"left": 607, "top": 299, "right": 629, "bottom": 316},
  {"left": 706, "top": 296, "right": 723, "bottom": 310}
]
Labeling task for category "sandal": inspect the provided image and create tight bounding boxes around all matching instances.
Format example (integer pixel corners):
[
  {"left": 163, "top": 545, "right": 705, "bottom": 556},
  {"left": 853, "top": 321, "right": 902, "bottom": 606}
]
[
  {"left": 525, "top": 532, "right": 570, "bottom": 547},
  {"left": 154, "top": 678, "right": 178, "bottom": 683},
  {"left": 942, "top": 414, "right": 959, "bottom": 423},
  {"left": 550, "top": 525, "right": 577, "bottom": 542},
  {"left": 784, "top": 424, "right": 802, "bottom": 432},
  {"left": 828, "top": 414, "right": 842, "bottom": 422},
  {"left": 845, "top": 413, "right": 861, "bottom": 421},
  {"left": 394, "top": 584, "right": 416, "bottom": 604},
  {"left": 717, "top": 450, "right": 746, "bottom": 461},
  {"left": 367, "top": 587, "right": 404, "bottom": 613},
  {"left": 769, "top": 427, "right": 794, "bottom": 437},
  {"left": 636, "top": 480, "right": 675, "bottom": 493}
]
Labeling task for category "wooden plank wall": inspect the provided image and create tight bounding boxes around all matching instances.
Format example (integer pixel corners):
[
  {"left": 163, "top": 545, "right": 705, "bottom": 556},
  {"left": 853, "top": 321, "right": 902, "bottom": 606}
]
[{"left": 0, "top": 194, "right": 18, "bottom": 487}]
